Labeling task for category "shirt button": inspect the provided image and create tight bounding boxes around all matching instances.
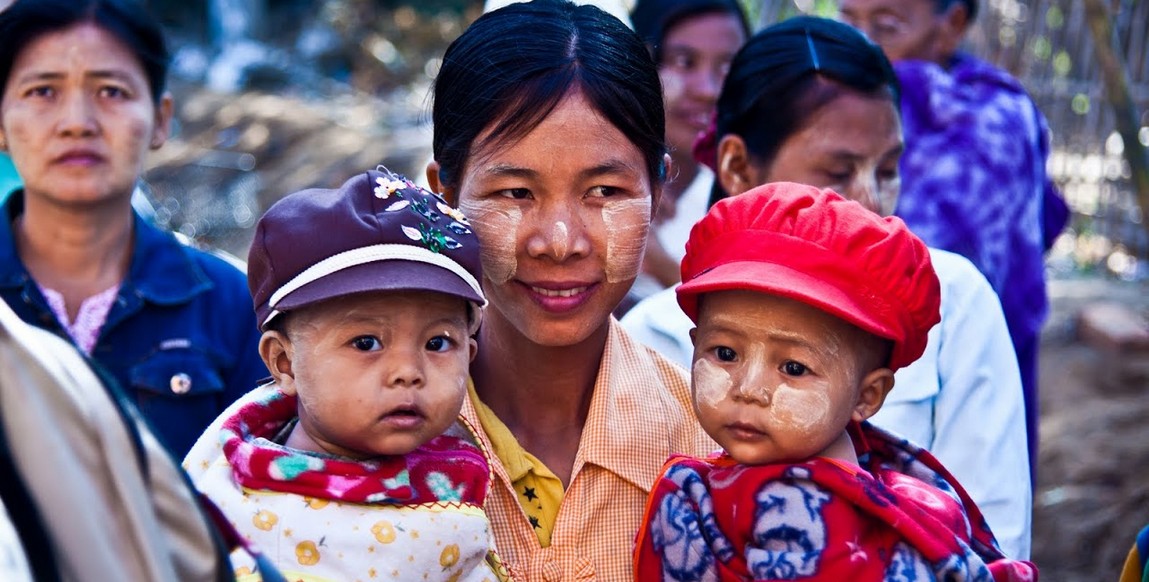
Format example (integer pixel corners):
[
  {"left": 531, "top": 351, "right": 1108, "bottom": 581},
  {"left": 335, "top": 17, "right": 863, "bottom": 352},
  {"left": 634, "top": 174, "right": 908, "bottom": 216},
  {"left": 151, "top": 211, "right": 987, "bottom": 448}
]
[{"left": 170, "top": 372, "right": 192, "bottom": 394}]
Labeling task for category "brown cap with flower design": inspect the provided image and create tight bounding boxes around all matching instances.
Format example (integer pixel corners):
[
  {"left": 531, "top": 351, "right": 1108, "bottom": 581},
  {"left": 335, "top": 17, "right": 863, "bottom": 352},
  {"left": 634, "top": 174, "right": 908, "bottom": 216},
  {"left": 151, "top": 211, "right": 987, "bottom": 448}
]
[{"left": 248, "top": 166, "right": 486, "bottom": 330}]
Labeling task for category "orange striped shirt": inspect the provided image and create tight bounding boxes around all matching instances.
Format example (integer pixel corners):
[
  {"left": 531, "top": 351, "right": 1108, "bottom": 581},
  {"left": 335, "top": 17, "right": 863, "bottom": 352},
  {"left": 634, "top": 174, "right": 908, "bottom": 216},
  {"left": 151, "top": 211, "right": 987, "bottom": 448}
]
[{"left": 461, "top": 319, "right": 716, "bottom": 581}]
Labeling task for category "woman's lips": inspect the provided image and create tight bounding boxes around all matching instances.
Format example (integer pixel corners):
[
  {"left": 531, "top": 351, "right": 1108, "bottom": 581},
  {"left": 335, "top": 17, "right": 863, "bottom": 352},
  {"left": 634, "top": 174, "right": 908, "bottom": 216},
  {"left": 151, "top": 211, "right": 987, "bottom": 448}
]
[
  {"left": 53, "top": 150, "right": 104, "bottom": 167},
  {"left": 519, "top": 281, "right": 597, "bottom": 313},
  {"left": 529, "top": 285, "right": 589, "bottom": 298}
]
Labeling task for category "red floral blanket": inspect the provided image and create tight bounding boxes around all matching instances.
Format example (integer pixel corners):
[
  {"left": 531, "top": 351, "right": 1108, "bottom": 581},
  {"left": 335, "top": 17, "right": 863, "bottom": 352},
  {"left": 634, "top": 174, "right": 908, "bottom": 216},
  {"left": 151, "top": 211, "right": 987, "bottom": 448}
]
[
  {"left": 218, "top": 387, "right": 489, "bottom": 506},
  {"left": 634, "top": 421, "right": 1037, "bottom": 581}
]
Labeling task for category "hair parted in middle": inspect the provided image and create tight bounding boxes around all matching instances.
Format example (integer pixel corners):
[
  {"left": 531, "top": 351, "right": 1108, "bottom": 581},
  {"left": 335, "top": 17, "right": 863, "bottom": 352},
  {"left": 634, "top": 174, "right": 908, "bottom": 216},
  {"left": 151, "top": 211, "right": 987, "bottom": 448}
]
[
  {"left": 704, "top": 15, "right": 899, "bottom": 207},
  {"left": 431, "top": 0, "right": 667, "bottom": 190}
]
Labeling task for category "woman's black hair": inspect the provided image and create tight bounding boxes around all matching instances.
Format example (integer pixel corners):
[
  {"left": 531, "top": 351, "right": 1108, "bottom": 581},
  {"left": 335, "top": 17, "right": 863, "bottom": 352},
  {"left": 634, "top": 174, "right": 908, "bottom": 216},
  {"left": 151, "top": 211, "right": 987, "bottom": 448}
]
[
  {"left": 937, "top": 0, "right": 978, "bottom": 21},
  {"left": 0, "top": 0, "right": 170, "bottom": 104},
  {"left": 629, "top": 0, "right": 751, "bottom": 63},
  {"left": 432, "top": 0, "right": 666, "bottom": 189},
  {"left": 708, "top": 15, "right": 898, "bottom": 206}
]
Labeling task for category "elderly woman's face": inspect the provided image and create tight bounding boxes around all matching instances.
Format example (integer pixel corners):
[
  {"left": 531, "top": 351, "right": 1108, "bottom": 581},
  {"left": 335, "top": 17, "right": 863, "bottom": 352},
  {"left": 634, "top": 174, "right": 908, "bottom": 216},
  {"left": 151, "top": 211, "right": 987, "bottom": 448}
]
[
  {"left": 838, "top": 0, "right": 951, "bottom": 64},
  {"left": 0, "top": 23, "right": 170, "bottom": 206},
  {"left": 451, "top": 91, "right": 655, "bottom": 347}
]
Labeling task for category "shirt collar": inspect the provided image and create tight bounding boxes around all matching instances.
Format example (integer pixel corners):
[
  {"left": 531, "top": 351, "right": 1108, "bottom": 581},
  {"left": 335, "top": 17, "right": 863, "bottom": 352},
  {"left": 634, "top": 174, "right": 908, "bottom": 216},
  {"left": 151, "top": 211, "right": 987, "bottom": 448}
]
[
  {"left": 461, "top": 319, "right": 696, "bottom": 494},
  {"left": 0, "top": 191, "right": 213, "bottom": 303},
  {"left": 574, "top": 319, "right": 688, "bottom": 492},
  {"left": 467, "top": 378, "right": 535, "bottom": 483}
]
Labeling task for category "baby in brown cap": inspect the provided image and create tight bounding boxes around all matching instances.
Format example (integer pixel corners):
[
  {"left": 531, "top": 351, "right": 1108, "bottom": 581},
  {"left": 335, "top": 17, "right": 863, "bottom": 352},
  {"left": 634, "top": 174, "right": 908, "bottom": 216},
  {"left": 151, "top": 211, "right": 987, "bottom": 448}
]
[{"left": 184, "top": 167, "right": 509, "bottom": 581}]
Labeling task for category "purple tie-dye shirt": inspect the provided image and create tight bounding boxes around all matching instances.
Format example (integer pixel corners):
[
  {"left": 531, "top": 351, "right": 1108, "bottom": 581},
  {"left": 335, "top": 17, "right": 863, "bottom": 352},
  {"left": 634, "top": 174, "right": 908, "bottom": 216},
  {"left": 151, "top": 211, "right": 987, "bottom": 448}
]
[
  {"left": 894, "top": 54, "right": 1067, "bottom": 478},
  {"left": 895, "top": 53, "right": 1062, "bottom": 345}
]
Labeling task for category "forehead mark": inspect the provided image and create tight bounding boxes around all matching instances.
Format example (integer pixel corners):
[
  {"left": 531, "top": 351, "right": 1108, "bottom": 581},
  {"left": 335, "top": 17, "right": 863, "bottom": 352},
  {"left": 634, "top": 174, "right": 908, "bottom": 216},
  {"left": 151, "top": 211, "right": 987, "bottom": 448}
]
[
  {"left": 601, "top": 197, "right": 650, "bottom": 283},
  {"left": 459, "top": 199, "right": 520, "bottom": 285}
]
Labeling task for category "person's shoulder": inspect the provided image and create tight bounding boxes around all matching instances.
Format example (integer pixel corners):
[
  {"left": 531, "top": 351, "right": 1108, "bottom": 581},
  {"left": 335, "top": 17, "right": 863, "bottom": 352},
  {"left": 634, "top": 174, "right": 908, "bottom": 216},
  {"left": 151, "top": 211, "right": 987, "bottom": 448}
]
[
  {"left": 613, "top": 321, "right": 691, "bottom": 399},
  {"left": 619, "top": 286, "right": 693, "bottom": 352},
  {"left": 926, "top": 247, "right": 998, "bottom": 306},
  {"left": 177, "top": 238, "right": 248, "bottom": 281}
]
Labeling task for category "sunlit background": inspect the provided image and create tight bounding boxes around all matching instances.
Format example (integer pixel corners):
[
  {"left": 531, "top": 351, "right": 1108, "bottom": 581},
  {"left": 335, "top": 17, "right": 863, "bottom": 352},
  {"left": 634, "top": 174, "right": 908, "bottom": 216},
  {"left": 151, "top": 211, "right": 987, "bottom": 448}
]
[{"left": 138, "top": 0, "right": 1148, "bottom": 286}]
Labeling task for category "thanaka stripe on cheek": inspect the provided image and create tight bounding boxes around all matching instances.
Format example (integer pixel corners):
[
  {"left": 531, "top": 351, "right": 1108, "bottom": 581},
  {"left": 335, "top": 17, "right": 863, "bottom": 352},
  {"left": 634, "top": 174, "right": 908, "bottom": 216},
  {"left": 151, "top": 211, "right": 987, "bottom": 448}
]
[
  {"left": 602, "top": 198, "right": 650, "bottom": 283},
  {"left": 460, "top": 200, "right": 520, "bottom": 284},
  {"left": 692, "top": 358, "right": 732, "bottom": 409},
  {"left": 772, "top": 386, "right": 831, "bottom": 434}
]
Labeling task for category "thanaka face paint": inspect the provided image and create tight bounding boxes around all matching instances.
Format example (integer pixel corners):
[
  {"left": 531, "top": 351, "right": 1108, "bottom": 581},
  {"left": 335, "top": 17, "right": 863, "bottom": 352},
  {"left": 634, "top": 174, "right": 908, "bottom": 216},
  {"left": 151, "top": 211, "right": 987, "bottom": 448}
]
[
  {"left": 458, "top": 198, "right": 520, "bottom": 285},
  {"left": 756, "top": 92, "right": 904, "bottom": 217},
  {"left": 691, "top": 357, "right": 732, "bottom": 410},
  {"left": 551, "top": 221, "right": 570, "bottom": 259},
  {"left": 690, "top": 290, "right": 877, "bottom": 465},
  {"left": 602, "top": 197, "right": 651, "bottom": 283},
  {"left": 450, "top": 91, "right": 657, "bottom": 348}
]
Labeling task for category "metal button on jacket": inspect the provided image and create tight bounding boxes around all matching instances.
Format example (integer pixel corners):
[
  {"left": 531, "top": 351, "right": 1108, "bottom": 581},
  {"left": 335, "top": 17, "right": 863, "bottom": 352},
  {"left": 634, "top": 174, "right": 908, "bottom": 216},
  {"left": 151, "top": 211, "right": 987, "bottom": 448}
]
[{"left": 170, "top": 372, "right": 192, "bottom": 394}]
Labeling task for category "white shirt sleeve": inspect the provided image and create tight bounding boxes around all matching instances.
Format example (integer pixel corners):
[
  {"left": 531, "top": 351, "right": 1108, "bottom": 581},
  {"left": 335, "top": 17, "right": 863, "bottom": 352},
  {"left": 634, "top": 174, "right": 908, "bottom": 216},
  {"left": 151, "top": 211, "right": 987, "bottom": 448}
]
[
  {"left": 874, "top": 249, "right": 1032, "bottom": 560},
  {"left": 619, "top": 286, "right": 695, "bottom": 369}
]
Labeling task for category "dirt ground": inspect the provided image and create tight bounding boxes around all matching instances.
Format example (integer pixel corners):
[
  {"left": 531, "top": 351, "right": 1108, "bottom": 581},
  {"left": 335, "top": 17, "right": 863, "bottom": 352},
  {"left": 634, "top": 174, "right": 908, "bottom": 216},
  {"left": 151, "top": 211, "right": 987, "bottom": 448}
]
[{"left": 1032, "top": 276, "right": 1149, "bottom": 580}]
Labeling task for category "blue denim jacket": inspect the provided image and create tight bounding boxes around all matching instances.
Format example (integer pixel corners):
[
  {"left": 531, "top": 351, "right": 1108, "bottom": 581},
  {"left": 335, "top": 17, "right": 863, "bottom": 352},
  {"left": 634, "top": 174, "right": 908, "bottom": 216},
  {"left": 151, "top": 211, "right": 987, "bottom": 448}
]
[{"left": 0, "top": 193, "right": 267, "bottom": 457}]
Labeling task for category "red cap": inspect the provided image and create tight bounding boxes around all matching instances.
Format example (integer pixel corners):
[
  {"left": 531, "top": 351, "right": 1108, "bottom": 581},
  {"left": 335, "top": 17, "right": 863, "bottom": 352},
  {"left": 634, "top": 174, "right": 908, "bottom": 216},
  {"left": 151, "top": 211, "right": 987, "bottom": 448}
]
[{"left": 676, "top": 182, "right": 940, "bottom": 371}]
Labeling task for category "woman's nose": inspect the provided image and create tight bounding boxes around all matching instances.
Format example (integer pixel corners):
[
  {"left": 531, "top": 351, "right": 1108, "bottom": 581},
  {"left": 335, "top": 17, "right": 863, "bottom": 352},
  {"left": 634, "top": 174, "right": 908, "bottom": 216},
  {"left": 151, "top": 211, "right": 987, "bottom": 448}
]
[
  {"left": 845, "top": 176, "right": 881, "bottom": 215},
  {"left": 56, "top": 91, "right": 98, "bottom": 137},
  {"left": 689, "top": 66, "right": 723, "bottom": 101},
  {"left": 525, "top": 200, "right": 591, "bottom": 261}
]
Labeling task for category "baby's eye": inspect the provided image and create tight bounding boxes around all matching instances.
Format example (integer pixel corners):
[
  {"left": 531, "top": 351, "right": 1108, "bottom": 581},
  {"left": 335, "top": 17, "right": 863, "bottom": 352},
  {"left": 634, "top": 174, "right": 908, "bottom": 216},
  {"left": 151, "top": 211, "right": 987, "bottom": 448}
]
[
  {"left": 351, "top": 336, "right": 382, "bottom": 351},
  {"left": 425, "top": 336, "right": 454, "bottom": 352},
  {"left": 781, "top": 361, "right": 808, "bottom": 376},
  {"left": 714, "top": 346, "right": 737, "bottom": 362},
  {"left": 822, "top": 169, "right": 852, "bottom": 183}
]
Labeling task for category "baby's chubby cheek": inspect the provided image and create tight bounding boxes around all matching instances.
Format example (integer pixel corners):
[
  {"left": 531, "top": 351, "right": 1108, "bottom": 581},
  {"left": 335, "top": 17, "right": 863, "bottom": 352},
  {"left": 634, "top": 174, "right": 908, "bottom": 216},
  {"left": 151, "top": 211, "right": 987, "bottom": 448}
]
[
  {"left": 601, "top": 198, "right": 651, "bottom": 283},
  {"left": 770, "top": 385, "right": 831, "bottom": 434},
  {"left": 458, "top": 199, "right": 521, "bottom": 284},
  {"left": 692, "top": 358, "right": 732, "bottom": 410}
]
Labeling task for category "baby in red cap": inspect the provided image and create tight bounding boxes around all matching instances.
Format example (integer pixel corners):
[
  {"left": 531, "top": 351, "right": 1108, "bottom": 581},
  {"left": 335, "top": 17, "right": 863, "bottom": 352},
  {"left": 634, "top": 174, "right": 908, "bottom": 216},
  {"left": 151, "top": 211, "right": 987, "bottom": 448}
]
[
  {"left": 184, "top": 167, "right": 510, "bottom": 581},
  {"left": 633, "top": 182, "right": 1037, "bottom": 580}
]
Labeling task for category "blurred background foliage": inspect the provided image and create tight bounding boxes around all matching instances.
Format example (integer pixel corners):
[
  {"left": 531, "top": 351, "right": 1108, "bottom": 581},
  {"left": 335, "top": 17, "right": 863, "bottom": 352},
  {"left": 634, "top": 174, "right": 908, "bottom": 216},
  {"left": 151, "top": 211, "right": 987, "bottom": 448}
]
[{"left": 134, "top": 0, "right": 1147, "bottom": 286}]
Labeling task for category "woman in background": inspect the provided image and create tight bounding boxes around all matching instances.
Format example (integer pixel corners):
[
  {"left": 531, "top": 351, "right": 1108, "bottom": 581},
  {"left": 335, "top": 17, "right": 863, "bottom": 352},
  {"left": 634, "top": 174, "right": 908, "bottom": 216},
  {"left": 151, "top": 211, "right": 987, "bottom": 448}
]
[
  {"left": 622, "top": 0, "right": 748, "bottom": 308},
  {"left": 0, "top": 0, "right": 264, "bottom": 457}
]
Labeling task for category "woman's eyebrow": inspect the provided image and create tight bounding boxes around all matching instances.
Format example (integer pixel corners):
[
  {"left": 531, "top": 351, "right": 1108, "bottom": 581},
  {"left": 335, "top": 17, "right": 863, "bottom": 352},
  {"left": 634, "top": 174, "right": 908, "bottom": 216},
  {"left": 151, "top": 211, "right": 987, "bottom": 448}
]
[{"left": 578, "top": 159, "right": 640, "bottom": 181}]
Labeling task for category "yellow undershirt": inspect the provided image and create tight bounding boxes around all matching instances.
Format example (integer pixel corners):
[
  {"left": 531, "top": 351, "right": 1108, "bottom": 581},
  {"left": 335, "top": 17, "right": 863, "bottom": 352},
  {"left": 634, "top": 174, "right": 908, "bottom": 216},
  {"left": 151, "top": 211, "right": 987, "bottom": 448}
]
[{"left": 468, "top": 381, "right": 564, "bottom": 546}]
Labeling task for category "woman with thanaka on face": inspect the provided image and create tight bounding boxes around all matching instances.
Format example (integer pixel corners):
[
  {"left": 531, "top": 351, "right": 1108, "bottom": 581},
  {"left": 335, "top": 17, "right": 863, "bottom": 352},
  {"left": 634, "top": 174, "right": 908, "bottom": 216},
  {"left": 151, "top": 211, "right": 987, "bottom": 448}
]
[
  {"left": 839, "top": 0, "right": 1069, "bottom": 483},
  {"left": 424, "top": 1, "right": 714, "bottom": 578},
  {"left": 633, "top": 182, "right": 1038, "bottom": 580},
  {"left": 184, "top": 168, "right": 509, "bottom": 581},
  {"left": 623, "top": 0, "right": 749, "bottom": 305},
  {"left": 0, "top": 0, "right": 265, "bottom": 457},
  {"left": 622, "top": 16, "right": 1032, "bottom": 558}
]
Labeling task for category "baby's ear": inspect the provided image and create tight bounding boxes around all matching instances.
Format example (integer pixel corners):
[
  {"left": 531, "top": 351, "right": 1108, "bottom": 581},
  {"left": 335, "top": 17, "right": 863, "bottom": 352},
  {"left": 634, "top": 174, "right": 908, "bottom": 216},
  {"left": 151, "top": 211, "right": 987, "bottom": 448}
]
[
  {"left": 259, "top": 330, "right": 297, "bottom": 395},
  {"left": 467, "top": 336, "right": 478, "bottom": 364},
  {"left": 851, "top": 368, "right": 895, "bottom": 422}
]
